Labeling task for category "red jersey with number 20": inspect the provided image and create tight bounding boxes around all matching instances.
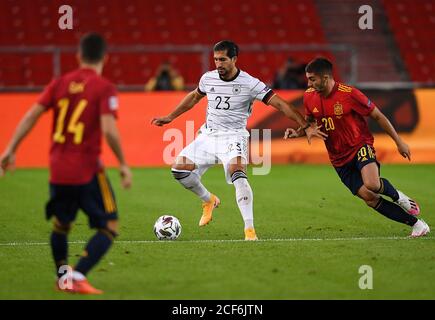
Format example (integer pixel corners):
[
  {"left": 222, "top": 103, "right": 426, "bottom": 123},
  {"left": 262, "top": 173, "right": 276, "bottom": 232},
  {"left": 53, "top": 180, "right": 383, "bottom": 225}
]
[
  {"left": 304, "top": 82, "right": 375, "bottom": 167},
  {"left": 38, "top": 68, "right": 118, "bottom": 185}
]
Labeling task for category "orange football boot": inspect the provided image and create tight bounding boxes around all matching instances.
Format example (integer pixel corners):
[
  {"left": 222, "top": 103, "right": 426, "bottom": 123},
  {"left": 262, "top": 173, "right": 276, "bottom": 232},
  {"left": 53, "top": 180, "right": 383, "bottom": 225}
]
[
  {"left": 199, "top": 194, "right": 220, "bottom": 226},
  {"left": 244, "top": 228, "right": 258, "bottom": 241},
  {"left": 56, "top": 278, "right": 103, "bottom": 295}
]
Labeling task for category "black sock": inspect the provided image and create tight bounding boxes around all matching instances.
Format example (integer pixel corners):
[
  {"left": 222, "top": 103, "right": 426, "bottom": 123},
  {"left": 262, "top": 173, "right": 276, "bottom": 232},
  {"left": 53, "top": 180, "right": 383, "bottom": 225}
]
[
  {"left": 374, "top": 197, "right": 417, "bottom": 226},
  {"left": 75, "top": 230, "right": 114, "bottom": 276},
  {"left": 50, "top": 231, "right": 68, "bottom": 278},
  {"left": 378, "top": 178, "right": 399, "bottom": 202}
]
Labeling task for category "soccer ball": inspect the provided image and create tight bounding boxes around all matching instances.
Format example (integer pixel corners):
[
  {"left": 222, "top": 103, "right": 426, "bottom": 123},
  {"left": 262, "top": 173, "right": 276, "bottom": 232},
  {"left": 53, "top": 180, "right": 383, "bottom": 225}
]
[{"left": 153, "top": 215, "right": 182, "bottom": 240}]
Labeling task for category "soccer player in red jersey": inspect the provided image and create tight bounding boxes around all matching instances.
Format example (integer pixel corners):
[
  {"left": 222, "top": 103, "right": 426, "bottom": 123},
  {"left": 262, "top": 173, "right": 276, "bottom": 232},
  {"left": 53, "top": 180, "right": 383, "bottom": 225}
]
[
  {"left": 284, "top": 58, "right": 429, "bottom": 238},
  {"left": 0, "top": 33, "right": 132, "bottom": 294}
]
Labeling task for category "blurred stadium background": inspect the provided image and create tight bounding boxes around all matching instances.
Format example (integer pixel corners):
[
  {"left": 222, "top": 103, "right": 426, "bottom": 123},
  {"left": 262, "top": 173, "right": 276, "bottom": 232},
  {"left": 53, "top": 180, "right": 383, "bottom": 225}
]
[
  {"left": 1, "top": 0, "right": 435, "bottom": 300},
  {"left": 1, "top": 0, "right": 434, "bottom": 88}
]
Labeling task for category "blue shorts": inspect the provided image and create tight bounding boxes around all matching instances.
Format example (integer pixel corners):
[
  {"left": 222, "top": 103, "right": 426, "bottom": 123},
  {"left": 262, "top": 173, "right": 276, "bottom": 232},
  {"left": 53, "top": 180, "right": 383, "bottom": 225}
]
[
  {"left": 45, "top": 172, "right": 118, "bottom": 229},
  {"left": 334, "top": 144, "right": 380, "bottom": 195}
]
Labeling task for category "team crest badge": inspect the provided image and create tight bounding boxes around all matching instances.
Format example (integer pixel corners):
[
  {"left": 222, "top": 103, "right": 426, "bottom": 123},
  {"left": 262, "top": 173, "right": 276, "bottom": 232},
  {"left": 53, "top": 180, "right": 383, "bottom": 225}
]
[
  {"left": 334, "top": 102, "right": 343, "bottom": 118},
  {"left": 232, "top": 84, "right": 241, "bottom": 95}
]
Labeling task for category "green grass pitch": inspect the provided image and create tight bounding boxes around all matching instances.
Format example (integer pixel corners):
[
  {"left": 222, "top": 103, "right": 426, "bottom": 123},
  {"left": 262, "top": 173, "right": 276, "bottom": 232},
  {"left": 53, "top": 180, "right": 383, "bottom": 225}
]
[{"left": 0, "top": 164, "right": 434, "bottom": 299}]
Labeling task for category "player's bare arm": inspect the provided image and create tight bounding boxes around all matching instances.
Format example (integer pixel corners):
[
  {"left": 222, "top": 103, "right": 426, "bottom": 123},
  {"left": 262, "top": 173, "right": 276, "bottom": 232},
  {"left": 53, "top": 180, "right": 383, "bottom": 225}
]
[
  {"left": 267, "top": 95, "right": 327, "bottom": 144},
  {"left": 101, "top": 114, "right": 132, "bottom": 188},
  {"left": 151, "top": 90, "right": 205, "bottom": 126},
  {"left": 369, "top": 107, "right": 411, "bottom": 161},
  {"left": 0, "top": 103, "right": 46, "bottom": 176}
]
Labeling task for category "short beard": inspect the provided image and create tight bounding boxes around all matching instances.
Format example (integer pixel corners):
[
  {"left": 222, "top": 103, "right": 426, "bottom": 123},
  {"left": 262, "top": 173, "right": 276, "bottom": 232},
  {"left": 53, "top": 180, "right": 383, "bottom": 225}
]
[{"left": 316, "top": 79, "right": 328, "bottom": 93}]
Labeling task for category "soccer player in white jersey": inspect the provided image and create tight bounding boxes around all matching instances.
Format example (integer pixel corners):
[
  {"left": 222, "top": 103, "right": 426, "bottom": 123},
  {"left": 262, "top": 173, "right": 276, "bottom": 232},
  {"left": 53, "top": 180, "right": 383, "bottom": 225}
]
[{"left": 152, "top": 40, "right": 326, "bottom": 240}]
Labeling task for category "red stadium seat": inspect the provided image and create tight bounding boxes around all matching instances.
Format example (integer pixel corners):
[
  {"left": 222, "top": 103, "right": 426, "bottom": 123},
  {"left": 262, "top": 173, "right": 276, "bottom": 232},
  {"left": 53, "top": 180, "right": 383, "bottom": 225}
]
[
  {"left": 0, "top": 0, "right": 330, "bottom": 87},
  {"left": 383, "top": 0, "right": 435, "bottom": 83}
]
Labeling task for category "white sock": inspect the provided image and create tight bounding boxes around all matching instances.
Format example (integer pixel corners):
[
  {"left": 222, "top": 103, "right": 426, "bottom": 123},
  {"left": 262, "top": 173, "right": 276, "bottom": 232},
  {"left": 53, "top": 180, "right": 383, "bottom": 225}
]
[
  {"left": 233, "top": 177, "right": 254, "bottom": 229},
  {"left": 72, "top": 270, "right": 86, "bottom": 281},
  {"left": 172, "top": 169, "right": 211, "bottom": 202}
]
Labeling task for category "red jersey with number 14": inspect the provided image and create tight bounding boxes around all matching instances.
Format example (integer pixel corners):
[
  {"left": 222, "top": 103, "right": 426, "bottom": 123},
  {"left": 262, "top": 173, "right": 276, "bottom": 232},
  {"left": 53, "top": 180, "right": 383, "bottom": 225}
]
[
  {"left": 304, "top": 82, "right": 376, "bottom": 167},
  {"left": 38, "top": 68, "right": 118, "bottom": 185}
]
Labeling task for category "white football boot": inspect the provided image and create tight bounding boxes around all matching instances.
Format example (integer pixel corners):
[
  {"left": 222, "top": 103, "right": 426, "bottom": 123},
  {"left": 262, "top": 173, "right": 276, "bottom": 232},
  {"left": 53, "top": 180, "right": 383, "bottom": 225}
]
[
  {"left": 395, "top": 190, "right": 420, "bottom": 216},
  {"left": 411, "top": 220, "right": 430, "bottom": 238}
]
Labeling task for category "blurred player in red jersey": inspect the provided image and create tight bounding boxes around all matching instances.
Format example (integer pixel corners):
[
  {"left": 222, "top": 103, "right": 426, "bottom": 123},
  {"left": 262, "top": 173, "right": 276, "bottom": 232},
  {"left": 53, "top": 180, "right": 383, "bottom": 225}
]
[
  {"left": 284, "top": 58, "right": 429, "bottom": 238},
  {"left": 0, "top": 33, "right": 132, "bottom": 294}
]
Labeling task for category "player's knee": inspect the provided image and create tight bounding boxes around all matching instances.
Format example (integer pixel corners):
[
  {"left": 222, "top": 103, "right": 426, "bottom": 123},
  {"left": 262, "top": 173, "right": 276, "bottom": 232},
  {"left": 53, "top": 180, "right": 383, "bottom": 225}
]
[
  {"left": 172, "top": 157, "right": 195, "bottom": 171},
  {"left": 362, "top": 194, "right": 380, "bottom": 207},
  {"left": 101, "top": 220, "right": 119, "bottom": 239},
  {"left": 229, "top": 159, "right": 246, "bottom": 176},
  {"left": 358, "top": 186, "right": 380, "bottom": 207},
  {"left": 229, "top": 158, "right": 246, "bottom": 175},
  {"left": 364, "top": 180, "right": 381, "bottom": 193},
  {"left": 171, "top": 163, "right": 190, "bottom": 171},
  {"left": 53, "top": 219, "right": 72, "bottom": 234}
]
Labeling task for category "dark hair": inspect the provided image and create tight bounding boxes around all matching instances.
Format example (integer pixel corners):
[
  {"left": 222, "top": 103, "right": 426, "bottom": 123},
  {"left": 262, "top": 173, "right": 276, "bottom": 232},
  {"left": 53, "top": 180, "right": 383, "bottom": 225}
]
[
  {"left": 79, "top": 33, "right": 107, "bottom": 63},
  {"left": 213, "top": 40, "right": 239, "bottom": 58},
  {"left": 305, "top": 58, "right": 333, "bottom": 75}
]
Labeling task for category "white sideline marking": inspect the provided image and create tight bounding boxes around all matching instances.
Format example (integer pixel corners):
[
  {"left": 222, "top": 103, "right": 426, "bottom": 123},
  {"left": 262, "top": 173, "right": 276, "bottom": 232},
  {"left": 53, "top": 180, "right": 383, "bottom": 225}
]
[{"left": 0, "top": 236, "right": 433, "bottom": 247}]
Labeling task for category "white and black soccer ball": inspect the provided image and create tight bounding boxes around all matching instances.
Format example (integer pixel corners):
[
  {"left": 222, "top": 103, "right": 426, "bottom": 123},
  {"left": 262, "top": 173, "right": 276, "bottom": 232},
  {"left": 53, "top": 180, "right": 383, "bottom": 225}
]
[{"left": 153, "top": 215, "right": 182, "bottom": 240}]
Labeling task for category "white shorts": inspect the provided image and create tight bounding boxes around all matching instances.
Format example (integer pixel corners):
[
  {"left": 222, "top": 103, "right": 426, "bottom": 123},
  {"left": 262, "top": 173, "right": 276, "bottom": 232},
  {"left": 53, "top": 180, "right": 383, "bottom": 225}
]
[{"left": 178, "top": 132, "right": 249, "bottom": 184}]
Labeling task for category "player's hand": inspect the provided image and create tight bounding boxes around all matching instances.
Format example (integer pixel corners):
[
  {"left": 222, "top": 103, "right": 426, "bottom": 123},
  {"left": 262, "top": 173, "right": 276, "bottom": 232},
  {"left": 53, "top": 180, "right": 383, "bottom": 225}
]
[
  {"left": 151, "top": 116, "right": 173, "bottom": 126},
  {"left": 119, "top": 164, "right": 132, "bottom": 189},
  {"left": 284, "top": 127, "right": 300, "bottom": 139},
  {"left": 305, "top": 125, "right": 328, "bottom": 145},
  {"left": 0, "top": 151, "right": 16, "bottom": 177},
  {"left": 397, "top": 141, "right": 411, "bottom": 161}
]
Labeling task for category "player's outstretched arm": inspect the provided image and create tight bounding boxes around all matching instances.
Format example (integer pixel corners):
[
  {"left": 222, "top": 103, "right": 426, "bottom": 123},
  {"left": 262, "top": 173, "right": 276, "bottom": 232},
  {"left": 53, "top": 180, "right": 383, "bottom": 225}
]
[
  {"left": 0, "top": 103, "right": 45, "bottom": 177},
  {"left": 101, "top": 114, "right": 132, "bottom": 189},
  {"left": 369, "top": 107, "right": 411, "bottom": 161},
  {"left": 268, "top": 95, "right": 327, "bottom": 144},
  {"left": 151, "top": 90, "right": 204, "bottom": 126}
]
